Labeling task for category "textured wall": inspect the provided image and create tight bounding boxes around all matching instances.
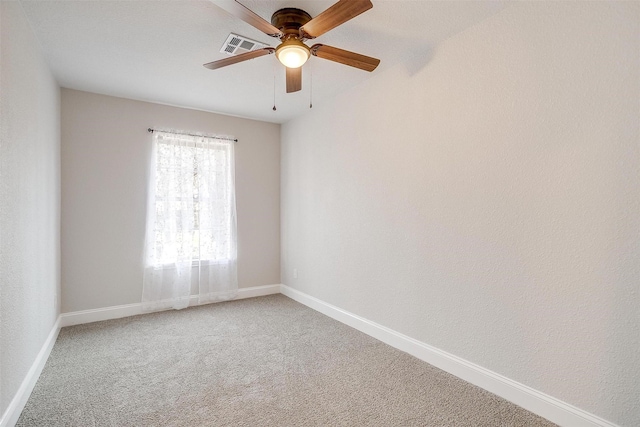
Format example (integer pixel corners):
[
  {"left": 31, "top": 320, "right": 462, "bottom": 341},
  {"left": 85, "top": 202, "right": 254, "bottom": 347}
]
[
  {"left": 61, "top": 89, "right": 280, "bottom": 313},
  {"left": 281, "top": 2, "right": 639, "bottom": 425},
  {"left": 0, "top": 0, "right": 61, "bottom": 417}
]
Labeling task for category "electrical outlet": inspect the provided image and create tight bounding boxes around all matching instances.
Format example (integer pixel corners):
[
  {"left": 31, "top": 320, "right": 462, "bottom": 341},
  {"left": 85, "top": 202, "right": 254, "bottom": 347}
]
[{"left": 293, "top": 268, "right": 298, "bottom": 279}]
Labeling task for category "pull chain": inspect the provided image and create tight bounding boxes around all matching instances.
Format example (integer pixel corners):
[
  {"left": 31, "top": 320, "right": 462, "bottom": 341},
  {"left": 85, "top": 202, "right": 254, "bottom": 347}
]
[
  {"left": 309, "top": 67, "right": 313, "bottom": 109},
  {"left": 272, "top": 74, "right": 277, "bottom": 111},
  {"left": 272, "top": 60, "right": 277, "bottom": 111}
]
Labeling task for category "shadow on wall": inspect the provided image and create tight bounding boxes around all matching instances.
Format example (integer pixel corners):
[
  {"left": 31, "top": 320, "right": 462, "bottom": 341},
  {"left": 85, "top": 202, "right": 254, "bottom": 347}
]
[
  {"left": 609, "top": 234, "right": 640, "bottom": 425},
  {"left": 345, "top": 22, "right": 434, "bottom": 77},
  {"left": 402, "top": 45, "right": 435, "bottom": 76}
]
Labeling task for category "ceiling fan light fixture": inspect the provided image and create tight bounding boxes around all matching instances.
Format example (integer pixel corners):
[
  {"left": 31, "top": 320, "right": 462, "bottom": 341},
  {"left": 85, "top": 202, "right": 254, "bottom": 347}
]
[{"left": 275, "top": 39, "right": 310, "bottom": 68}]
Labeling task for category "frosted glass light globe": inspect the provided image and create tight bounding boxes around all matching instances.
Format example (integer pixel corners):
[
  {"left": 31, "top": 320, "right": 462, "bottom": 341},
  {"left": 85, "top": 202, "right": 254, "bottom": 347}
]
[{"left": 276, "top": 40, "right": 310, "bottom": 69}]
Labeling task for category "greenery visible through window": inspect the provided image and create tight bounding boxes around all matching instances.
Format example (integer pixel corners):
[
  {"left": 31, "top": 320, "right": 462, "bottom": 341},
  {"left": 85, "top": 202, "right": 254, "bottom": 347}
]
[{"left": 150, "top": 133, "right": 233, "bottom": 265}]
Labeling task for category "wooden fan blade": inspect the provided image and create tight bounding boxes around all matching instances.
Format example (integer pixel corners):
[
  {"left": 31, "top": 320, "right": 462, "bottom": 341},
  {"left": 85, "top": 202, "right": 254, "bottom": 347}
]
[
  {"left": 203, "top": 48, "right": 275, "bottom": 70},
  {"left": 286, "top": 67, "right": 302, "bottom": 93},
  {"left": 210, "top": 0, "right": 282, "bottom": 37},
  {"left": 310, "top": 44, "right": 380, "bottom": 72},
  {"left": 300, "top": 0, "right": 372, "bottom": 39}
]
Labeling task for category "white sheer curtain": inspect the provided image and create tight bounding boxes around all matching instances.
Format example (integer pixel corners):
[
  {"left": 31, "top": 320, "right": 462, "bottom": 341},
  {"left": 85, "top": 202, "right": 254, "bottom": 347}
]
[{"left": 142, "top": 131, "right": 237, "bottom": 311}]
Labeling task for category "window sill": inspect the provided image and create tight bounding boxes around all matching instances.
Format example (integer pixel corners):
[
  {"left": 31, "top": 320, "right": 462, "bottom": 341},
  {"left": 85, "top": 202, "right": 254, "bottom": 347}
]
[{"left": 148, "top": 259, "right": 233, "bottom": 270}]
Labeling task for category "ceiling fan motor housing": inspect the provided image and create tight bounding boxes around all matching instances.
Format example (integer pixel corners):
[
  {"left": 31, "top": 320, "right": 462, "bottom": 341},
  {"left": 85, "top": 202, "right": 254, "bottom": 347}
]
[{"left": 270, "top": 8, "right": 312, "bottom": 37}]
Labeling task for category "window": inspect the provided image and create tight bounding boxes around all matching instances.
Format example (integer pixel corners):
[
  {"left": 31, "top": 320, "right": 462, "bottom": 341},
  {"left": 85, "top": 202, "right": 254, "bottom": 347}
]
[
  {"left": 142, "top": 130, "right": 238, "bottom": 311},
  {"left": 147, "top": 131, "right": 236, "bottom": 266}
]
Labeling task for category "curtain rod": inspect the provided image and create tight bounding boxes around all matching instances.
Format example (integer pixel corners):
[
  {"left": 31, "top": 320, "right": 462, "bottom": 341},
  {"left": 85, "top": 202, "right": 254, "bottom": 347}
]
[{"left": 147, "top": 128, "right": 237, "bottom": 143}]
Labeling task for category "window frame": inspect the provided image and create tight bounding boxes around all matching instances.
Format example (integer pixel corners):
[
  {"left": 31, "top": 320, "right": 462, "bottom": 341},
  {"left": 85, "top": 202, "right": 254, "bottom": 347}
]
[{"left": 149, "top": 133, "right": 234, "bottom": 266}]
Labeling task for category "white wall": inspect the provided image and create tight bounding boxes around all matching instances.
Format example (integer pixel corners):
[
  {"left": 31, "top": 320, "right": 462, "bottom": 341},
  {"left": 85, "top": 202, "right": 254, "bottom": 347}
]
[
  {"left": 61, "top": 89, "right": 280, "bottom": 313},
  {"left": 281, "top": 2, "right": 639, "bottom": 426},
  {"left": 0, "top": 0, "right": 61, "bottom": 419}
]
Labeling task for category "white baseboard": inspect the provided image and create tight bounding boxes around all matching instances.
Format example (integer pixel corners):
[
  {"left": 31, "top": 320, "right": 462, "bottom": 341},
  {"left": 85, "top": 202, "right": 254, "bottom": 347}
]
[
  {"left": 2, "top": 285, "right": 281, "bottom": 426},
  {"left": 0, "top": 316, "right": 61, "bottom": 427},
  {"left": 6, "top": 285, "right": 617, "bottom": 427},
  {"left": 234, "top": 284, "right": 281, "bottom": 300},
  {"left": 60, "top": 284, "right": 281, "bottom": 327},
  {"left": 280, "top": 285, "right": 618, "bottom": 427}
]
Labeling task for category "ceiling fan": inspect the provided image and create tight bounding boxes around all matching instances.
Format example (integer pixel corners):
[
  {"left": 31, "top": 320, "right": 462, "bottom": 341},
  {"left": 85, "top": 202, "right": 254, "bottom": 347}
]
[{"left": 204, "top": 0, "right": 380, "bottom": 93}]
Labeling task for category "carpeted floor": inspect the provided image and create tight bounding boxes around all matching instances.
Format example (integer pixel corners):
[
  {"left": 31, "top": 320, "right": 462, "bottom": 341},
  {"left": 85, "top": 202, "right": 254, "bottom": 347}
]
[{"left": 18, "top": 294, "right": 556, "bottom": 426}]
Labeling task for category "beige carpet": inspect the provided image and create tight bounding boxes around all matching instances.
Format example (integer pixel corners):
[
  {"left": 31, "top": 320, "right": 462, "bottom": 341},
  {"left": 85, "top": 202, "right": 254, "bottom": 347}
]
[{"left": 18, "top": 294, "right": 556, "bottom": 426}]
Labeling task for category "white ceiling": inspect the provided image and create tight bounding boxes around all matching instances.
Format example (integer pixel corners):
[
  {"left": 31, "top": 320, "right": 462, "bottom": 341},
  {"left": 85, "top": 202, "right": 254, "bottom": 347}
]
[{"left": 20, "top": 0, "right": 508, "bottom": 124}]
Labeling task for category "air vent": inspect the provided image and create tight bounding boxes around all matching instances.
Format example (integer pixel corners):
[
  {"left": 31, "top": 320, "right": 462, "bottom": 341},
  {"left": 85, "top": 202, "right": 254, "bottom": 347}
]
[{"left": 220, "top": 33, "right": 269, "bottom": 56}]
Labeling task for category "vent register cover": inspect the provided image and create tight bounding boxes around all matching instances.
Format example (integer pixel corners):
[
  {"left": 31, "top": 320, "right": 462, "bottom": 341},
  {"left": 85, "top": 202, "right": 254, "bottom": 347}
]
[{"left": 220, "top": 33, "right": 269, "bottom": 55}]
